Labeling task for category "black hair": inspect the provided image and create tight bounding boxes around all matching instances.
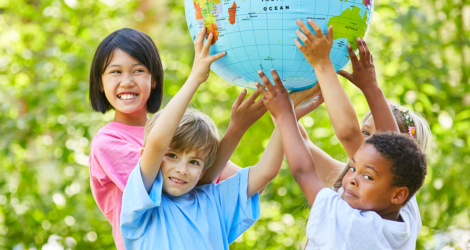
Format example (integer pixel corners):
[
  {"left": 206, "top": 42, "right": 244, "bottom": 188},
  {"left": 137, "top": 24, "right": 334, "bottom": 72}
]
[
  {"left": 89, "top": 28, "right": 163, "bottom": 114},
  {"left": 334, "top": 132, "right": 427, "bottom": 204}
]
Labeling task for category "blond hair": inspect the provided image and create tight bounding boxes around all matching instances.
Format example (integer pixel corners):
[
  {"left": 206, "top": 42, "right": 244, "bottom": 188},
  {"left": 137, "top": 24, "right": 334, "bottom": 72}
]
[
  {"left": 143, "top": 108, "right": 219, "bottom": 170},
  {"left": 361, "top": 106, "right": 432, "bottom": 153}
]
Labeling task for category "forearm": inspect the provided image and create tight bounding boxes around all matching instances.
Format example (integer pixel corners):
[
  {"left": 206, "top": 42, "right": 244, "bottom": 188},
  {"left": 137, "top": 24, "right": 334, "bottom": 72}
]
[
  {"left": 140, "top": 79, "right": 200, "bottom": 192},
  {"left": 278, "top": 114, "right": 317, "bottom": 179},
  {"left": 198, "top": 125, "right": 244, "bottom": 184},
  {"left": 278, "top": 113, "right": 327, "bottom": 205},
  {"left": 247, "top": 126, "right": 284, "bottom": 198},
  {"left": 306, "top": 140, "right": 346, "bottom": 187},
  {"left": 362, "top": 85, "right": 399, "bottom": 133},
  {"left": 314, "top": 63, "right": 362, "bottom": 140}
]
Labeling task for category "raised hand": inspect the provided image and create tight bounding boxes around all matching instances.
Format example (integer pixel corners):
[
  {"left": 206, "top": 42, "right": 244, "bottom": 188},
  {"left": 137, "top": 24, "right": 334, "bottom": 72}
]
[
  {"left": 189, "top": 27, "right": 226, "bottom": 84},
  {"left": 255, "top": 69, "right": 294, "bottom": 120},
  {"left": 229, "top": 88, "right": 267, "bottom": 134},
  {"left": 295, "top": 19, "right": 333, "bottom": 69},
  {"left": 337, "top": 38, "right": 378, "bottom": 92}
]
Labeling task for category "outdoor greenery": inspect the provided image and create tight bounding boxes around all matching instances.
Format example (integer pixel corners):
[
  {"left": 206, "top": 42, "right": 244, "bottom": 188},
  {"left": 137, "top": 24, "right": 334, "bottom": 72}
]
[{"left": 0, "top": 0, "right": 469, "bottom": 249}]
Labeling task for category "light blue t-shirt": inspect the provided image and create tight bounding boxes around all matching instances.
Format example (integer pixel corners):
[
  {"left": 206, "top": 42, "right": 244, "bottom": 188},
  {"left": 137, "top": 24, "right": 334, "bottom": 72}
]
[{"left": 120, "top": 162, "right": 261, "bottom": 250}]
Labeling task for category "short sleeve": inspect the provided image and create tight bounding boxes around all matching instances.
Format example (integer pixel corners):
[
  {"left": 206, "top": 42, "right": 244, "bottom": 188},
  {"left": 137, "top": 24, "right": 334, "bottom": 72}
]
[
  {"left": 90, "top": 133, "right": 142, "bottom": 191},
  {"left": 216, "top": 167, "right": 260, "bottom": 243},
  {"left": 306, "top": 188, "right": 390, "bottom": 250},
  {"left": 120, "top": 161, "right": 163, "bottom": 239}
]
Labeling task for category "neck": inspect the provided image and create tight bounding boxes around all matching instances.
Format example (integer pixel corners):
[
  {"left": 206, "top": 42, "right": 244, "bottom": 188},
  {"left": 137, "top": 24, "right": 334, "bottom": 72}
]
[
  {"left": 379, "top": 207, "right": 403, "bottom": 222},
  {"left": 113, "top": 108, "right": 149, "bottom": 127}
]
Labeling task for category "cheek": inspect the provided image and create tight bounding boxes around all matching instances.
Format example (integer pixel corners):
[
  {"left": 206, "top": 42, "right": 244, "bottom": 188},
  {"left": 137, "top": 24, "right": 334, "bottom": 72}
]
[{"left": 138, "top": 75, "right": 153, "bottom": 93}]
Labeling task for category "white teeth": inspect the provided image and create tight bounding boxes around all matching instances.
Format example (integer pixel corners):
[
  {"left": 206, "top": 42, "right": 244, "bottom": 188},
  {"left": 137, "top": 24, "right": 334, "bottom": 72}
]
[
  {"left": 118, "top": 94, "right": 138, "bottom": 100},
  {"left": 170, "top": 177, "right": 186, "bottom": 184}
]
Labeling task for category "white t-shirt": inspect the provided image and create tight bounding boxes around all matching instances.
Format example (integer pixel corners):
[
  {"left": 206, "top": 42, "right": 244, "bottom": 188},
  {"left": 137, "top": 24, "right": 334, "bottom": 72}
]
[{"left": 305, "top": 188, "right": 421, "bottom": 250}]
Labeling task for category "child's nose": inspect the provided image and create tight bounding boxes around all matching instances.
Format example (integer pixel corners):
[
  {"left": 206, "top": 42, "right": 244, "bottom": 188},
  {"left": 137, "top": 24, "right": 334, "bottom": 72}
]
[
  {"left": 349, "top": 176, "right": 357, "bottom": 186},
  {"left": 120, "top": 73, "right": 135, "bottom": 87},
  {"left": 174, "top": 162, "right": 187, "bottom": 175}
]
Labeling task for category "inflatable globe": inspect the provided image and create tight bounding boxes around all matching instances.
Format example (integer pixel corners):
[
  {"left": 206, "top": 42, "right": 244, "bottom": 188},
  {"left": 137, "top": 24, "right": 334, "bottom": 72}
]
[{"left": 185, "top": 0, "right": 374, "bottom": 91}]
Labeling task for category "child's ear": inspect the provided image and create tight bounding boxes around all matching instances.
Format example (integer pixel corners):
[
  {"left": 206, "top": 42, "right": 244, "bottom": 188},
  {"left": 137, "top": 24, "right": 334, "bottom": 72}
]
[
  {"left": 139, "top": 148, "right": 145, "bottom": 157},
  {"left": 391, "top": 187, "right": 409, "bottom": 205},
  {"left": 198, "top": 169, "right": 208, "bottom": 180}
]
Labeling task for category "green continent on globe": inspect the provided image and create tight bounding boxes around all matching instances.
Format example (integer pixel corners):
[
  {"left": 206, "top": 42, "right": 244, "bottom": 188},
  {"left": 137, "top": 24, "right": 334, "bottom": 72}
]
[{"left": 327, "top": 5, "right": 368, "bottom": 51}]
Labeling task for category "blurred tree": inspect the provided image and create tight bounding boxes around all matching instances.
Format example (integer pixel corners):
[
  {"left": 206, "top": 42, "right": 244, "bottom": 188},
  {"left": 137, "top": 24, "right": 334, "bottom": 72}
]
[{"left": 0, "top": 0, "right": 468, "bottom": 249}]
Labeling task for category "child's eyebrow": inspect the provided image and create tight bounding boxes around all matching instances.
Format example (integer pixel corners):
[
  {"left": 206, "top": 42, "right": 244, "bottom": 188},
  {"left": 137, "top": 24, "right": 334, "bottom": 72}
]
[
  {"left": 365, "top": 165, "right": 379, "bottom": 175},
  {"left": 108, "top": 63, "right": 143, "bottom": 67}
]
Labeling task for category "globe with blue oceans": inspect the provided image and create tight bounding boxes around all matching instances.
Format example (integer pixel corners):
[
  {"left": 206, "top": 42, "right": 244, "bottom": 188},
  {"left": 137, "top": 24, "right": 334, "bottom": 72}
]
[{"left": 185, "top": 0, "right": 374, "bottom": 91}]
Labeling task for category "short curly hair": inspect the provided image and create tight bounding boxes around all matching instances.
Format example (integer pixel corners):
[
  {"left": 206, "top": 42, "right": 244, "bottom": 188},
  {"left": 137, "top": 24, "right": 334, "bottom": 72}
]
[{"left": 334, "top": 132, "right": 427, "bottom": 204}]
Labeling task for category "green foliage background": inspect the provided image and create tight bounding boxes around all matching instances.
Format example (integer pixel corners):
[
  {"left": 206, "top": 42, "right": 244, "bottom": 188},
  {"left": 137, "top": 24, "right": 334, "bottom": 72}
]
[{"left": 0, "top": 0, "right": 469, "bottom": 249}]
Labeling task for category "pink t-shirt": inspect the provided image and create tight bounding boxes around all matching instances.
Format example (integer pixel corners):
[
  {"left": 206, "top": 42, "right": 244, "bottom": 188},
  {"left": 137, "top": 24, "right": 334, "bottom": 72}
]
[{"left": 89, "top": 121, "right": 224, "bottom": 250}]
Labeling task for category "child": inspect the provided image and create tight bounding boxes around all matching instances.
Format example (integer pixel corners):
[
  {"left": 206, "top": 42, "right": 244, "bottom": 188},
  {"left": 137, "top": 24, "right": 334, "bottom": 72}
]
[
  {"left": 257, "top": 72, "right": 427, "bottom": 250},
  {"left": 88, "top": 28, "right": 265, "bottom": 250},
  {"left": 120, "top": 28, "right": 284, "bottom": 249},
  {"left": 291, "top": 19, "right": 431, "bottom": 187},
  {"left": 259, "top": 19, "right": 428, "bottom": 249}
]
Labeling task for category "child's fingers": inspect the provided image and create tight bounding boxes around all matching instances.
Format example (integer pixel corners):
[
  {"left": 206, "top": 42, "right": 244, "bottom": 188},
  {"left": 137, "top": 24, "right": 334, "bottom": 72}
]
[
  {"left": 257, "top": 70, "right": 275, "bottom": 93},
  {"left": 296, "top": 30, "right": 312, "bottom": 47},
  {"left": 253, "top": 97, "right": 266, "bottom": 109},
  {"left": 255, "top": 82, "right": 270, "bottom": 99},
  {"left": 232, "top": 89, "right": 247, "bottom": 111},
  {"left": 356, "top": 38, "right": 366, "bottom": 62},
  {"left": 326, "top": 25, "right": 333, "bottom": 42},
  {"left": 210, "top": 51, "right": 226, "bottom": 62},
  {"left": 294, "top": 38, "right": 304, "bottom": 50},
  {"left": 362, "top": 39, "right": 372, "bottom": 64},
  {"left": 307, "top": 19, "right": 325, "bottom": 39},
  {"left": 337, "top": 70, "right": 354, "bottom": 83},
  {"left": 347, "top": 44, "right": 359, "bottom": 65},
  {"left": 195, "top": 27, "right": 206, "bottom": 52},
  {"left": 246, "top": 88, "right": 262, "bottom": 104},
  {"left": 202, "top": 33, "right": 214, "bottom": 54},
  {"left": 271, "top": 69, "right": 286, "bottom": 92},
  {"left": 296, "top": 19, "right": 316, "bottom": 42}
]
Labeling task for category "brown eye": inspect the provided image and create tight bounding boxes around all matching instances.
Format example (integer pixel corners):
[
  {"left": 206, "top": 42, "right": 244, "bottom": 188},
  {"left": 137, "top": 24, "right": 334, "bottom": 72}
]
[{"left": 166, "top": 153, "right": 177, "bottom": 159}]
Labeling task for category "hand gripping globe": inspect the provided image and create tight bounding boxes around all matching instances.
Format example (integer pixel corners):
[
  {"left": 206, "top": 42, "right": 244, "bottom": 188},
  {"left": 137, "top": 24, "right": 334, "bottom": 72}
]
[{"left": 185, "top": 0, "right": 374, "bottom": 91}]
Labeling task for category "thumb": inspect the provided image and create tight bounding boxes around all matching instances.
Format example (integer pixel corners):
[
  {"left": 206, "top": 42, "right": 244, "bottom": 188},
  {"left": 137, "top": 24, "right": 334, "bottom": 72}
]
[
  {"left": 337, "top": 70, "right": 354, "bottom": 83},
  {"left": 232, "top": 89, "right": 247, "bottom": 111}
]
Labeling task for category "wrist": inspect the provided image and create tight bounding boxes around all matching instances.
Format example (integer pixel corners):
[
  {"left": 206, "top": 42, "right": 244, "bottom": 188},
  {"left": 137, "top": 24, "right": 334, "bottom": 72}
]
[
  {"left": 310, "top": 59, "right": 334, "bottom": 72},
  {"left": 186, "top": 74, "right": 203, "bottom": 85},
  {"left": 361, "top": 84, "right": 382, "bottom": 96},
  {"left": 225, "top": 123, "right": 246, "bottom": 138},
  {"left": 275, "top": 111, "right": 297, "bottom": 125}
]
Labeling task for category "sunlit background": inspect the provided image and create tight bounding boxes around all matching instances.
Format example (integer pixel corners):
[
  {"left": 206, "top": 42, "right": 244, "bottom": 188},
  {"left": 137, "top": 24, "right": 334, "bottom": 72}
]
[{"left": 0, "top": 0, "right": 469, "bottom": 249}]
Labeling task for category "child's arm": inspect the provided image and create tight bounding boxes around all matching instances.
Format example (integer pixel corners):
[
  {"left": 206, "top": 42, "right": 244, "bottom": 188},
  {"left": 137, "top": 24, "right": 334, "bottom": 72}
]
[
  {"left": 140, "top": 28, "right": 226, "bottom": 192},
  {"left": 338, "top": 38, "right": 399, "bottom": 133},
  {"left": 257, "top": 69, "right": 326, "bottom": 205},
  {"left": 295, "top": 19, "right": 362, "bottom": 159},
  {"left": 198, "top": 89, "right": 267, "bottom": 184},
  {"left": 297, "top": 122, "right": 346, "bottom": 186}
]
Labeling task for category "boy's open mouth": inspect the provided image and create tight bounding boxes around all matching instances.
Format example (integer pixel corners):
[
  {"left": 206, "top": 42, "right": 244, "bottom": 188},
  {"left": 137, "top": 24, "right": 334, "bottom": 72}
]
[
  {"left": 169, "top": 177, "right": 187, "bottom": 184},
  {"left": 117, "top": 93, "right": 138, "bottom": 100}
]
